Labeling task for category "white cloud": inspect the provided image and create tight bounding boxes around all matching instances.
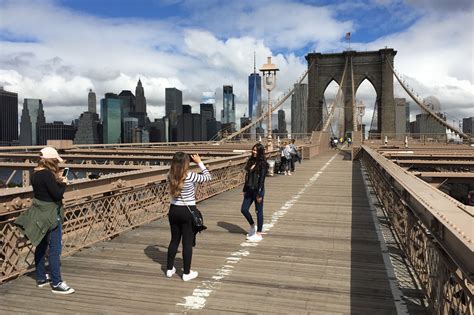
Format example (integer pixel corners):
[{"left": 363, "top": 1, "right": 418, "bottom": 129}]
[
  {"left": 359, "top": 10, "right": 474, "bottom": 121},
  {"left": 0, "top": 0, "right": 472, "bottom": 135}
]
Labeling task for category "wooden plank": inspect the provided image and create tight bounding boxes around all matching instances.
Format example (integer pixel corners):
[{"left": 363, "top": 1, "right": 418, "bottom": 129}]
[{"left": 0, "top": 153, "right": 398, "bottom": 313}]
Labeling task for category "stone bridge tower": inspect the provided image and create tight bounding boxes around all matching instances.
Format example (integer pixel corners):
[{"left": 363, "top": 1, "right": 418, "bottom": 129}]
[{"left": 305, "top": 48, "right": 397, "bottom": 135}]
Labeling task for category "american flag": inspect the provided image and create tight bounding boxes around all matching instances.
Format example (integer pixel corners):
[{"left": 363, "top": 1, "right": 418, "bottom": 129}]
[{"left": 345, "top": 32, "right": 351, "bottom": 41}]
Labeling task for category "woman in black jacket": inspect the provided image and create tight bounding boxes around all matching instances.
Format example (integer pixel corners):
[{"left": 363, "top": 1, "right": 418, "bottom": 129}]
[
  {"left": 19, "top": 147, "right": 75, "bottom": 294},
  {"left": 241, "top": 143, "right": 269, "bottom": 242}
]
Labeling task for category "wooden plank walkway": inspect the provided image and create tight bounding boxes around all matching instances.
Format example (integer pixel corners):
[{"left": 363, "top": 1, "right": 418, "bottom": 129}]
[{"left": 0, "top": 152, "right": 397, "bottom": 314}]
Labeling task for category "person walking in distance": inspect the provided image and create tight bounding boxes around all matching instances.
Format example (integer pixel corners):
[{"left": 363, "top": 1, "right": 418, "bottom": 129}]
[
  {"left": 241, "top": 143, "right": 269, "bottom": 242},
  {"left": 289, "top": 138, "right": 299, "bottom": 172},
  {"left": 282, "top": 141, "right": 292, "bottom": 175},
  {"left": 15, "top": 147, "right": 75, "bottom": 294},
  {"left": 166, "top": 152, "right": 211, "bottom": 281}
]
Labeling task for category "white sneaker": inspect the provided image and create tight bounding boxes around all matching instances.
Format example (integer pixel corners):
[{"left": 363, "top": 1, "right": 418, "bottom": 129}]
[
  {"left": 288, "top": 172, "right": 292, "bottom": 176},
  {"left": 51, "top": 281, "right": 75, "bottom": 295},
  {"left": 246, "top": 233, "right": 263, "bottom": 242},
  {"left": 246, "top": 226, "right": 256, "bottom": 237},
  {"left": 182, "top": 270, "right": 198, "bottom": 282},
  {"left": 166, "top": 266, "right": 176, "bottom": 278}
]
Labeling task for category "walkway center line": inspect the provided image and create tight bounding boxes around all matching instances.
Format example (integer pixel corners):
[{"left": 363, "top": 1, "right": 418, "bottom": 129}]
[{"left": 176, "top": 154, "right": 338, "bottom": 310}]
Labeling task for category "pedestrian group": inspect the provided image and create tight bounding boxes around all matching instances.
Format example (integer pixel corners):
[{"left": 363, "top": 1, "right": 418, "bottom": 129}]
[{"left": 14, "top": 140, "right": 302, "bottom": 293}]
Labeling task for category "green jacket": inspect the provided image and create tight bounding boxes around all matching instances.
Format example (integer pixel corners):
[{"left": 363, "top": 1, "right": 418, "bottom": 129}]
[{"left": 14, "top": 199, "right": 64, "bottom": 246}]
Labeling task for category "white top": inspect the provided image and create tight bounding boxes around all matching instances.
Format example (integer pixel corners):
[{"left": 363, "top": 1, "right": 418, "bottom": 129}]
[{"left": 171, "top": 162, "right": 211, "bottom": 206}]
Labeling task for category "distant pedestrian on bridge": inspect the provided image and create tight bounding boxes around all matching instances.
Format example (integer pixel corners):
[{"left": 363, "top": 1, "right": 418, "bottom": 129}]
[
  {"left": 241, "top": 143, "right": 269, "bottom": 242},
  {"left": 167, "top": 152, "right": 211, "bottom": 281},
  {"left": 15, "top": 147, "right": 75, "bottom": 294}
]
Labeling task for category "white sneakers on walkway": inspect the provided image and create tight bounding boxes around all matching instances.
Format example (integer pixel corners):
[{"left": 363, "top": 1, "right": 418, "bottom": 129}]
[
  {"left": 246, "top": 233, "right": 263, "bottom": 242},
  {"left": 166, "top": 266, "right": 176, "bottom": 278},
  {"left": 166, "top": 267, "right": 198, "bottom": 281},
  {"left": 182, "top": 270, "right": 198, "bottom": 282},
  {"left": 247, "top": 226, "right": 256, "bottom": 237}
]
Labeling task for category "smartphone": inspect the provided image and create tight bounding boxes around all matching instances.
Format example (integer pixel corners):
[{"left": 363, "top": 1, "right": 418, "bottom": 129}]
[{"left": 62, "top": 167, "right": 69, "bottom": 177}]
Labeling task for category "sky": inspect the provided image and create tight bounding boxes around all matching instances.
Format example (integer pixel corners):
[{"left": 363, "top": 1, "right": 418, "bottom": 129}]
[{"left": 0, "top": 0, "right": 473, "bottom": 132}]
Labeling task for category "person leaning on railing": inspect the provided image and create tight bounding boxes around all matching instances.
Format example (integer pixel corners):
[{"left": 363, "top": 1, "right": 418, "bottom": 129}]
[{"left": 14, "top": 147, "right": 75, "bottom": 295}]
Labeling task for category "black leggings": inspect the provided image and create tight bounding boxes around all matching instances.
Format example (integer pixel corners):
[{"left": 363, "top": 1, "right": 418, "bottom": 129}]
[{"left": 167, "top": 204, "right": 194, "bottom": 274}]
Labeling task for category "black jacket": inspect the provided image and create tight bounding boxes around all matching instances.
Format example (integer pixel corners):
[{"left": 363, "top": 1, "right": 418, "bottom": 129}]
[{"left": 243, "top": 165, "right": 267, "bottom": 196}]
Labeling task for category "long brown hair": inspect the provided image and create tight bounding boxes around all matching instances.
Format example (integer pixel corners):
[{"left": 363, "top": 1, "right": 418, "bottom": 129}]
[
  {"left": 36, "top": 158, "right": 62, "bottom": 182},
  {"left": 245, "top": 143, "right": 269, "bottom": 172},
  {"left": 168, "top": 152, "right": 190, "bottom": 198}
]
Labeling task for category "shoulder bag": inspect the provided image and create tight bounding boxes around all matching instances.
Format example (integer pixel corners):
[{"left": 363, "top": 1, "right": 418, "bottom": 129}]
[{"left": 181, "top": 195, "right": 207, "bottom": 233}]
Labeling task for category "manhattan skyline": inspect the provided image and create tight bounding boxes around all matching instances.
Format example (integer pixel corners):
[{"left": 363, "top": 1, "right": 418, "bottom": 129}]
[{"left": 0, "top": 0, "right": 473, "bottom": 128}]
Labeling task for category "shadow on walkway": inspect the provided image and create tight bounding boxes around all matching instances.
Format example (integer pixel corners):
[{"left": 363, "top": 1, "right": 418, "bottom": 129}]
[
  {"left": 217, "top": 221, "right": 247, "bottom": 234},
  {"left": 144, "top": 244, "right": 182, "bottom": 275}
]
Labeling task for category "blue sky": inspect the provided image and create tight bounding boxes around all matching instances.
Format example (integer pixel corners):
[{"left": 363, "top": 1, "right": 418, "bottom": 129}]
[{"left": 0, "top": 0, "right": 472, "bottom": 128}]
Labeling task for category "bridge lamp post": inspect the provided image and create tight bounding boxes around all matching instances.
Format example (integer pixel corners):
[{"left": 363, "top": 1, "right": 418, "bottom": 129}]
[{"left": 260, "top": 56, "right": 279, "bottom": 152}]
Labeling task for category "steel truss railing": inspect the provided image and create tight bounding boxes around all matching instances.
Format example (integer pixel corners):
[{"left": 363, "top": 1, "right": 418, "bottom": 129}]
[
  {"left": 359, "top": 146, "right": 473, "bottom": 314},
  {"left": 0, "top": 152, "right": 276, "bottom": 283}
]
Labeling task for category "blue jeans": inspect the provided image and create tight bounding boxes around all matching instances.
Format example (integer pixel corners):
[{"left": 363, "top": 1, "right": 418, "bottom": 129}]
[
  {"left": 35, "top": 218, "right": 62, "bottom": 286},
  {"left": 241, "top": 190, "right": 264, "bottom": 232}
]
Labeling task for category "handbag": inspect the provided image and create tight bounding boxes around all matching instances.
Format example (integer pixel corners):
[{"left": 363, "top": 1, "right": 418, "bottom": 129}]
[{"left": 181, "top": 195, "right": 207, "bottom": 233}]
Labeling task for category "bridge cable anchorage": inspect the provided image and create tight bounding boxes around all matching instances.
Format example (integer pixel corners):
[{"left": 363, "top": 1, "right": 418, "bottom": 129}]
[
  {"left": 219, "top": 61, "right": 316, "bottom": 143},
  {"left": 385, "top": 56, "right": 470, "bottom": 140}
]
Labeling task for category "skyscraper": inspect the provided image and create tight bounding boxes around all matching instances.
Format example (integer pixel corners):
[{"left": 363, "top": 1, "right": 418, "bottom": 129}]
[
  {"left": 135, "top": 79, "right": 146, "bottom": 113},
  {"left": 74, "top": 111, "right": 101, "bottom": 144},
  {"left": 278, "top": 109, "right": 288, "bottom": 138},
  {"left": 100, "top": 93, "right": 122, "bottom": 144},
  {"left": 0, "top": 87, "right": 18, "bottom": 146},
  {"left": 201, "top": 103, "right": 218, "bottom": 141},
  {"left": 291, "top": 83, "right": 308, "bottom": 135},
  {"left": 462, "top": 117, "right": 474, "bottom": 137},
  {"left": 123, "top": 117, "right": 139, "bottom": 143},
  {"left": 75, "top": 90, "right": 101, "bottom": 144},
  {"left": 166, "top": 87, "right": 183, "bottom": 142},
  {"left": 222, "top": 85, "right": 235, "bottom": 125},
  {"left": 88, "top": 89, "right": 96, "bottom": 113},
  {"left": 395, "top": 98, "right": 409, "bottom": 137},
  {"left": 19, "top": 98, "right": 46, "bottom": 145},
  {"left": 118, "top": 90, "right": 135, "bottom": 117},
  {"left": 165, "top": 88, "right": 182, "bottom": 117},
  {"left": 248, "top": 55, "right": 262, "bottom": 123}
]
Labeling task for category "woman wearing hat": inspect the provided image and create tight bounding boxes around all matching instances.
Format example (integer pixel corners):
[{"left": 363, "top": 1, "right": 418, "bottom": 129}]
[{"left": 15, "top": 147, "right": 75, "bottom": 294}]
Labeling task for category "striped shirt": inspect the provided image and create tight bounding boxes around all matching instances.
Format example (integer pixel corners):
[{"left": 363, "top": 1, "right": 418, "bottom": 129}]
[{"left": 171, "top": 162, "right": 212, "bottom": 206}]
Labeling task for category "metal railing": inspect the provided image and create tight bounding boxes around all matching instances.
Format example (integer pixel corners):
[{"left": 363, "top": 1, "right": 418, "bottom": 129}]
[
  {"left": 359, "top": 145, "right": 473, "bottom": 314},
  {"left": 0, "top": 152, "right": 276, "bottom": 283}
]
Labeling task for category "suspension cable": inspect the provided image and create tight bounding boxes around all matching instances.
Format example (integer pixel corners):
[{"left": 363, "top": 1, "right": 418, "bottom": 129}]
[{"left": 385, "top": 56, "right": 469, "bottom": 140}]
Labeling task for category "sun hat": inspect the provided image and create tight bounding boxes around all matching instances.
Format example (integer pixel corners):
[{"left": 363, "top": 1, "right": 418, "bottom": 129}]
[{"left": 40, "top": 147, "right": 64, "bottom": 163}]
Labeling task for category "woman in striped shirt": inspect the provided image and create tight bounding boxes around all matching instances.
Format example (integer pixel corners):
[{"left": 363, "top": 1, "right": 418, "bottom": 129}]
[{"left": 166, "top": 152, "right": 211, "bottom": 281}]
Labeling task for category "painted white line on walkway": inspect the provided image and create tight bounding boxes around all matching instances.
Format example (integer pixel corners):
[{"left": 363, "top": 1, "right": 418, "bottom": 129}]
[{"left": 176, "top": 154, "right": 338, "bottom": 310}]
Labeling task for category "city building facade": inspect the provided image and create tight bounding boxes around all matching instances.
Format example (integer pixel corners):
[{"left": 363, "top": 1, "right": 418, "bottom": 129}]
[
  {"left": 462, "top": 117, "right": 474, "bottom": 137},
  {"left": 395, "top": 98, "right": 410, "bottom": 137},
  {"left": 38, "top": 121, "right": 76, "bottom": 145},
  {"left": 135, "top": 79, "right": 146, "bottom": 114},
  {"left": 100, "top": 93, "right": 122, "bottom": 144},
  {"left": 19, "top": 98, "right": 46, "bottom": 146},
  {"left": 88, "top": 89, "right": 96, "bottom": 113},
  {"left": 0, "top": 88, "right": 18, "bottom": 146},
  {"left": 222, "top": 85, "right": 235, "bottom": 127},
  {"left": 277, "top": 109, "right": 288, "bottom": 138}
]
